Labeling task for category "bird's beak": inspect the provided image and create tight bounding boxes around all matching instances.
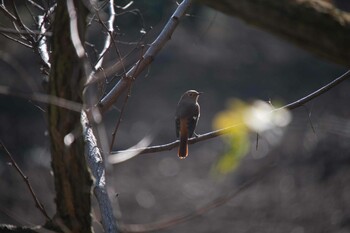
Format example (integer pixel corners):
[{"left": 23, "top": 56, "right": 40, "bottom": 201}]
[{"left": 198, "top": 91, "right": 204, "bottom": 95}]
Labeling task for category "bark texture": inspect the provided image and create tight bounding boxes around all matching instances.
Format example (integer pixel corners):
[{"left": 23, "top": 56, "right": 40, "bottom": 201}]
[
  {"left": 199, "top": 0, "right": 350, "bottom": 66},
  {"left": 48, "top": 1, "right": 92, "bottom": 232}
]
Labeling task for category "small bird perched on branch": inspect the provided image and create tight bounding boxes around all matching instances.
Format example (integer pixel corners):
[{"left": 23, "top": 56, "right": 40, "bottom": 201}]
[{"left": 175, "top": 90, "right": 202, "bottom": 159}]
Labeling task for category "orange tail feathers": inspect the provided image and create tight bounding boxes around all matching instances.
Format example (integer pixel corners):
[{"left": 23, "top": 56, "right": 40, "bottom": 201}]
[
  {"left": 178, "top": 118, "right": 189, "bottom": 159},
  {"left": 178, "top": 135, "right": 188, "bottom": 159}
]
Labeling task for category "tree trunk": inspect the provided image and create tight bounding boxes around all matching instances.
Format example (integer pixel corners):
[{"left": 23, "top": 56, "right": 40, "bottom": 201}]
[
  {"left": 199, "top": 0, "right": 350, "bottom": 67},
  {"left": 48, "top": 1, "right": 92, "bottom": 232}
]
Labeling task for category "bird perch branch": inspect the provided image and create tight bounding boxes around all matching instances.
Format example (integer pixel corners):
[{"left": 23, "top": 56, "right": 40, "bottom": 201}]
[{"left": 110, "top": 69, "right": 350, "bottom": 158}]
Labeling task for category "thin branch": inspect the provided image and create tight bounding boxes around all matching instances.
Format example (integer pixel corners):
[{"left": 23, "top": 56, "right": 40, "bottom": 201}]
[
  {"left": 275, "top": 69, "right": 350, "bottom": 111},
  {"left": 0, "top": 3, "right": 16, "bottom": 21},
  {"left": 86, "top": 7, "right": 147, "bottom": 86},
  {"left": 0, "top": 32, "right": 33, "bottom": 48},
  {"left": 0, "top": 26, "right": 52, "bottom": 36},
  {"left": 11, "top": 1, "right": 35, "bottom": 44},
  {"left": 27, "top": 0, "right": 45, "bottom": 11},
  {"left": 110, "top": 69, "right": 350, "bottom": 157},
  {"left": 109, "top": 87, "right": 131, "bottom": 151},
  {"left": 93, "top": 0, "right": 117, "bottom": 71},
  {"left": 0, "top": 141, "right": 51, "bottom": 221},
  {"left": 109, "top": 45, "right": 146, "bottom": 151},
  {"left": 119, "top": 163, "right": 276, "bottom": 233},
  {"left": 96, "top": 0, "right": 193, "bottom": 114},
  {"left": 81, "top": 111, "right": 118, "bottom": 233},
  {"left": 0, "top": 85, "right": 82, "bottom": 112},
  {"left": 67, "top": 0, "right": 85, "bottom": 58}
]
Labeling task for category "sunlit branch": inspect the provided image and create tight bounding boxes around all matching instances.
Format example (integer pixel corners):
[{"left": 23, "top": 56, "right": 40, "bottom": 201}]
[
  {"left": 95, "top": 0, "right": 193, "bottom": 114},
  {"left": 81, "top": 112, "right": 118, "bottom": 233},
  {"left": 93, "top": 0, "right": 117, "bottom": 71}
]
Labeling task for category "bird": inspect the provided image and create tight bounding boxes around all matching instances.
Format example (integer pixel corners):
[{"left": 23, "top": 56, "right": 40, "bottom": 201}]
[{"left": 175, "top": 90, "right": 202, "bottom": 159}]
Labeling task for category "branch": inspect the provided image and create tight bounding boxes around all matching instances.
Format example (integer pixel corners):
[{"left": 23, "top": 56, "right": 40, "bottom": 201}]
[
  {"left": 275, "top": 69, "right": 350, "bottom": 110},
  {"left": 95, "top": 0, "right": 193, "bottom": 114},
  {"left": 0, "top": 85, "right": 82, "bottom": 112},
  {"left": 81, "top": 111, "right": 119, "bottom": 233},
  {"left": 199, "top": 0, "right": 350, "bottom": 66},
  {"left": 93, "top": 0, "right": 117, "bottom": 71},
  {"left": 119, "top": 163, "right": 275, "bottom": 232},
  {"left": 0, "top": 141, "right": 51, "bottom": 221},
  {"left": 0, "top": 27, "right": 52, "bottom": 36},
  {"left": 110, "top": 69, "right": 350, "bottom": 157},
  {"left": 111, "top": 126, "right": 233, "bottom": 157},
  {"left": 36, "top": 4, "right": 57, "bottom": 71},
  {"left": 0, "top": 224, "right": 40, "bottom": 233},
  {"left": 10, "top": 1, "right": 35, "bottom": 44}
]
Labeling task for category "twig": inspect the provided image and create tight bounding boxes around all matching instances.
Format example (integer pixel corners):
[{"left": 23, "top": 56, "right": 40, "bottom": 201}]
[
  {"left": 110, "top": 69, "right": 350, "bottom": 157},
  {"left": 275, "top": 69, "right": 350, "bottom": 110},
  {"left": 0, "top": 3, "right": 16, "bottom": 21},
  {"left": 96, "top": 0, "right": 193, "bottom": 114},
  {"left": 109, "top": 46, "right": 145, "bottom": 151},
  {"left": 0, "top": 85, "right": 82, "bottom": 112},
  {"left": 81, "top": 111, "right": 118, "bottom": 233},
  {"left": 11, "top": 1, "right": 35, "bottom": 44},
  {"left": 119, "top": 163, "right": 276, "bottom": 233},
  {"left": 0, "top": 26, "right": 52, "bottom": 36},
  {"left": 0, "top": 32, "right": 32, "bottom": 48},
  {"left": 0, "top": 141, "right": 51, "bottom": 221},
  {"left": 93, "top": 0, "right": 118, "bottom": 71},
  {"left": 109, "top": 87, "right": 131, "bottom": 152}
]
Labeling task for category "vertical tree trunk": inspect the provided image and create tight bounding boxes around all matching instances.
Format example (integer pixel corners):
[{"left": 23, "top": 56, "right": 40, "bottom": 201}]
[{"left": 48, "top": 1, "right": 92, "bottom": 232}]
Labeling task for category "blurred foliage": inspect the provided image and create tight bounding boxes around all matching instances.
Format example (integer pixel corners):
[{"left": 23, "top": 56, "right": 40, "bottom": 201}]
[
  {"left": 212, "top": 99, "right": 292, "bottom": 174},
  {"left": 212, "top": 99, "right": 250, "bottom": 174}
]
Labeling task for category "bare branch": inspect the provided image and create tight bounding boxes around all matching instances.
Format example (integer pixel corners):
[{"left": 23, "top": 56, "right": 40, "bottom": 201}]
[
  {"left": 109, "top": 87, "right": 131, "bottom": 151},
  {"left": 0, "top": 33, "right": 32, "bottom": 48},
  {"left": 10, "top": 1, "right": 35, "bottom": 44},
  {"left": 0, "top": 3, "right": 16, "bottom": 21},
  {"left": 0, "top": 85, "right": 82, "bottom": 112},
  {"left": 95, "top": 0, "right": 193, "bottom": 114},
  {"left": 67, "top": 0, "right": 85, "bottom": 58},
  {"left": 275, "top": 69, "right": 350, "bottom": 111},
  {"left": 0, "top": 224, "right": 40, "bottom": 233},
  {"left": 119, "top": 163, "right": 275, "bottom": 233},
  {"left": 111, "top": 126, "right": 233, "bottom": 157},
  {"left": 93, "top": 0, "right": 117, "bottom": 71},
  {"left": 0, "top": 141, "right": 51, "bottom": 221},
  {"left": 110, "top": 69, "right": 350, "bottom": 158},
  {"left": 81, "top": 111, "right": 118, "bottom": 233},
  {"left": 0, "top": 27, "right": 52, "bottom": 36}
]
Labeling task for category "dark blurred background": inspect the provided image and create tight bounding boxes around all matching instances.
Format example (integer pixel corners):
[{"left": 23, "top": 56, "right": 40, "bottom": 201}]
[{"left": 1, "top": 1, "right": 350, "bottom": 232}]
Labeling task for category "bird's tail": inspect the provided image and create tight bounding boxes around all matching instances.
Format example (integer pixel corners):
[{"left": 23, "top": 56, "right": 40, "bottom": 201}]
[{"left": 178, "top": 135, "right": 188, "bottom": 159}]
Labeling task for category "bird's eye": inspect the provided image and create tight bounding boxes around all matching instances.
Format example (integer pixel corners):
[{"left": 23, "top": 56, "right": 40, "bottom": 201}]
[{"left": 188, "top": 93, "right": 193, "bottom": 97}]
